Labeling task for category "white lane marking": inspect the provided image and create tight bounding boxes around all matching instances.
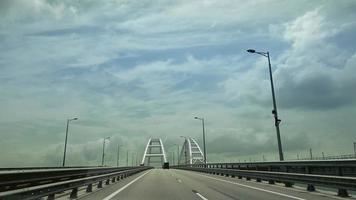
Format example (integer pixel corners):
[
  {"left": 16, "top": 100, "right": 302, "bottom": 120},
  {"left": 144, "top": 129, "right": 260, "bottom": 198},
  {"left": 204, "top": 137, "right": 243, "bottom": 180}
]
[
  {"left": 194, "top": 173, "right": 306, "bottom": 200},
  {"left": 177, "top": 178, "right": 182, "bottom": 183},
  {"left": 193, "top": 190, "right": 209, "bottom": 200},
  {"left": 195, "top": 192, "right": 209, "bottom": 200},
  {"left": 103, "top": 171, "right": 150, "bottom": 200}
]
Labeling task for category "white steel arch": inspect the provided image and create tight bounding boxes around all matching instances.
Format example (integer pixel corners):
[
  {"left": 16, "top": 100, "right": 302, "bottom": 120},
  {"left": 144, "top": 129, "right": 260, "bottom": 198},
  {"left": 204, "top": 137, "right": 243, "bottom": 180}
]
[
  {"left": 179, "top": 137, "right": 204, "bottom": 165},
  {"left": 141, "top": 138, "right": 168, "bottom": 167}
]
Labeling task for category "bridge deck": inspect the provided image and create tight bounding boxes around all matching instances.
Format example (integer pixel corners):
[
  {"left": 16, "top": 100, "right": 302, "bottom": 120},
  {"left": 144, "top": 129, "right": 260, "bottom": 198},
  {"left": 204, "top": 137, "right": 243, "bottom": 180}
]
[{"left": 78, "top": 169, "right": 344, "bottom": 200}]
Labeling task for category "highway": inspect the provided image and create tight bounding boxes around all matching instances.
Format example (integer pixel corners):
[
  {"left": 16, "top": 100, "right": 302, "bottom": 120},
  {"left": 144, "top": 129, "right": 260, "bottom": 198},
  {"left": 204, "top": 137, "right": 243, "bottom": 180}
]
[{"left": 79, "top": 169, "right": 346, "bottom": 200}]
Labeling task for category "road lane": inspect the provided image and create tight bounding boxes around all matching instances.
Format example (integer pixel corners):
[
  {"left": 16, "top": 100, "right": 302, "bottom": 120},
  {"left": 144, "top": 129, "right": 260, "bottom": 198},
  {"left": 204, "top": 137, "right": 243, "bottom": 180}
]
[
  {"left": 181, "top": 169, "right": 346, "bottom": 200},
  {"left": 103, "top": 171, "right": 150, "bottom": 200},
  {"left": 169, "top": 170, "right": 306, "bottom": 200},
  {"left": 106, "top": 169, "right": 200, "bottom": 200},
  {"left": 81, "top": 169, "right": 350, "bottom": 200}
]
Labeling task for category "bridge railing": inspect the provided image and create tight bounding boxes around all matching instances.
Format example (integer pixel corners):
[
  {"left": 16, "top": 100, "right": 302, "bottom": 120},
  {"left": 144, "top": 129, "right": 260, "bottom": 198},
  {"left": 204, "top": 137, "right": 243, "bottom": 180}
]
[
  {"left": 0, "top": 166, "right": 152, "bottom": 199},
  {"left": 172, "top": 160, "right": 356, "bottom": 197},
  {"left": 179, "top": 159, "right": 356, "bottom": 176}
]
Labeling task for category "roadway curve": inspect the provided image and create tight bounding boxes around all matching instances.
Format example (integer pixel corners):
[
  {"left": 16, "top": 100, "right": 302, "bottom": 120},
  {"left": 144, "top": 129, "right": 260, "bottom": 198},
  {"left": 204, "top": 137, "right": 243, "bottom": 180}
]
[{"left": 79, "top": 169, "right": 342, "bottom": 200}]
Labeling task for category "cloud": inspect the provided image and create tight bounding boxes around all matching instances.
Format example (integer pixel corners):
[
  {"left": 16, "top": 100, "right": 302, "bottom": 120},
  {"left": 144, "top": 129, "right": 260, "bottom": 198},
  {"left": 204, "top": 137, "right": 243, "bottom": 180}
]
[
  {"left": 0, "top": 0, "right": 356, "bottom": 166},
  {"left": 275, "top": 8, "right": 356, "bottom": 110}
]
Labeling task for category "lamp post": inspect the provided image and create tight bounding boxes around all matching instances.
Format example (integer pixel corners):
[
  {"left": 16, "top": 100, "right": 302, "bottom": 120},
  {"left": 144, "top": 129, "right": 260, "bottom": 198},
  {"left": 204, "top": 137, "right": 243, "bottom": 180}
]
[
  {"left": 171, "top": 152, "right": 175, "bottom": 164},
  {"left": 131, "top": 152, "right": 135, "bottom": 166},
  {"left": 126, "top": 150, "right": 129, "bottom": 166},
  {"left": 194, "top": 116, "right": 207, "bottom": 164},
  {"left": 180, "top": 136, "right": 188, "bottom": 164},
  {"left": 174, "top": 144, "right": 180, "bottom": 165},
  {"left": 62, "top": 117, "right": 78, "bottom": 167},
  {"left": 247, "top": 49, "right": 284, "bottom": 161},
  {"left": 117, "top": 144, "right": 123, "bottom": 167},
  {"left": 101, "top": 137, "right": 110, "bottom": 166}
]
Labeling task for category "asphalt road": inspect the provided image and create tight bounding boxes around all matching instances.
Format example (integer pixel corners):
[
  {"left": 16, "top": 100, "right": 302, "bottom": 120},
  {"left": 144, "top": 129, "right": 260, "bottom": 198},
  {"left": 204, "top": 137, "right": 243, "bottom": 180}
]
[{"left": 79, "top": 169, "right": 352, "bottom": 200}]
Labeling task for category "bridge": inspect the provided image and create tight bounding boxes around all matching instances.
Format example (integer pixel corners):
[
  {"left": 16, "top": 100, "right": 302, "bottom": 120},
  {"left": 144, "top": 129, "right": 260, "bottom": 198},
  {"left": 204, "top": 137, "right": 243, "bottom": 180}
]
[{"left": 1, "top": 138, "right": 356, "bottom": 200}]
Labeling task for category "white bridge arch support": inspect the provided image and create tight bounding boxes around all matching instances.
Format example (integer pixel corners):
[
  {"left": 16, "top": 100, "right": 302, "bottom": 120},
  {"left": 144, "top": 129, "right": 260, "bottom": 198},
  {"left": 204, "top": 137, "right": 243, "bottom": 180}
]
[
  {"left": 179, "top": 137, "right": 205, "bottom": 165},
  {"left": 141, "top": 138, "right": 169, "bottom": 168}
]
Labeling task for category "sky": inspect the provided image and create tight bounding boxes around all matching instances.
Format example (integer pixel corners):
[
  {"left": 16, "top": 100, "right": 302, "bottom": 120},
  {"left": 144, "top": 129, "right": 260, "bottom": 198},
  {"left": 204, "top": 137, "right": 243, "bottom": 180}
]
[{"left": 0, "top": 0, "right": 356, "bottom": 167}]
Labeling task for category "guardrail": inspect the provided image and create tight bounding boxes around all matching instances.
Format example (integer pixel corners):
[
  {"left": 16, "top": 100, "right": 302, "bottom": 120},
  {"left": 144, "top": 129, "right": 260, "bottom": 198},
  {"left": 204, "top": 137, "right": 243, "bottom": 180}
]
[
  {"left": 187, "top": 159, "right": 356, "bottom": 176},
  {"left": 0, "top": 166, "right": 152, "bottom": 200},
  {"left": 297, "top": 154, "right": 356, "bottom": 160},
  {"left": 0, "top": 166, "right": 93, "bottom": 171},
  {"left": 172, "top": 160, "right": 356, "bottom": 197}
]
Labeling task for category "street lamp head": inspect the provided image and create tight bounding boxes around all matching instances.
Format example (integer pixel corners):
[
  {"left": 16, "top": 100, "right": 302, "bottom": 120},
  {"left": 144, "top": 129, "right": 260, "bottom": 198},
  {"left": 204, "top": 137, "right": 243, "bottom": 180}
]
[
  {"left": 73, "top": 117, "right": 78, "bottom": 120},
  {"left": 194, "top": 117, "right": 198, "bottom": 119},
  {"left": 105, "top": 136, "right": 111, "bottom": 140},
  {"left": 247, "top": 49, "right": 256, "bottom": 53}
]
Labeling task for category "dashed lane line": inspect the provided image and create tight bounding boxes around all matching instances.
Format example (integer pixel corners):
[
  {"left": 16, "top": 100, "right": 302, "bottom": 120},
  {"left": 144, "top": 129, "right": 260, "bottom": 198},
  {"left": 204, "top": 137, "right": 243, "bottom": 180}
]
[
  {"left": 193, "top": 190, "right": 209, "bottom": 200},
  {"left": 191, "top": 172, "right": 306, "bottom": 200}
]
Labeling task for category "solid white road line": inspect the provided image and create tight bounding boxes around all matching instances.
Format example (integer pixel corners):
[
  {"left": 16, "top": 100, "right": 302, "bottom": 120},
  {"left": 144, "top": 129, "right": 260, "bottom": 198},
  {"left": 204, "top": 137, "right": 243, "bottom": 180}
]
[
  {"left": 103, "top": 170, "right": 150, "bottom": 200},
  {"left": 194, "top": 173, "right": 306, "bottom": 200},
  {"left": 195, "top": 192, "right": 209, "bottom": 200}
]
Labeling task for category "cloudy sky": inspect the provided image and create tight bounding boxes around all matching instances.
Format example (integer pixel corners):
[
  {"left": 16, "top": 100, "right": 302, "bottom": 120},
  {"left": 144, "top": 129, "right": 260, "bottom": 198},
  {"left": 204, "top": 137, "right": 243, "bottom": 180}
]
[{"left": 1, "top": 0, "right": 356, "bottom": 167}]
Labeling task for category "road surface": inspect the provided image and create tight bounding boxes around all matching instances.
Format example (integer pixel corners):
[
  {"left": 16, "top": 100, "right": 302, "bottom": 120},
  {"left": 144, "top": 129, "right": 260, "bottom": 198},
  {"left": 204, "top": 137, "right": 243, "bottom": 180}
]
[{"left": 79, "top": 169, "right": 350, "bottom": 200}]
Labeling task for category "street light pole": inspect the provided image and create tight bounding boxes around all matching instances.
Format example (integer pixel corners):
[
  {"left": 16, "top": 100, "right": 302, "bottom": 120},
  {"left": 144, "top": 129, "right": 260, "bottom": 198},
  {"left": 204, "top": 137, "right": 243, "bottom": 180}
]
[
  {"left": 175, "top": 144, "right": 180, "bottom": 165},
  {"left": 117, "top": 144, "right": 122, "bottom": 167},
  {"left": 180, "top": 136, "right": 188, "bottom": 164},
  {"left": 62, "top": 117, "right": 78, "bottom": 167},
  {"left": 101, "top": 137, "right": 110, "bottom": 166},
  {"left": 172, "top": 151, "right": 174, "bottom": 164},
  {"left": 247, "top": 49, "right": 284, "bottom": 161},
  {"left": 126, "top": 150, "right": 129, "bottom": 166},
  {"left": 194, "top": 117, "right": 207, "bottom": 164},
  {"left": 131, "top": 152, "right": 135, "bottom": 166}
]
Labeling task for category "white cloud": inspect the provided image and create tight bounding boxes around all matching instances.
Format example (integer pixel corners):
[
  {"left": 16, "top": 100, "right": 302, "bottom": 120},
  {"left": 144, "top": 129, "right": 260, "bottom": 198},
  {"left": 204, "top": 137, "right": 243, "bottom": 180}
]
[{"left": 1, "top": 0, "right": 356, "bottom": 166}]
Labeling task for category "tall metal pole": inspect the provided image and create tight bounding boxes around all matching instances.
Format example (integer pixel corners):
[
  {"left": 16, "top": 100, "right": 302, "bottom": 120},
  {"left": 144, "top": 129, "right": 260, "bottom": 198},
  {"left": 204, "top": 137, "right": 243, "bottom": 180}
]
[
  {"left": 172, "top": 151, "right": 175, "bottom": 164},
  {"left": 126, "top": 150, "right": 129, "bottom": 166},
  {"left": 180, "top": 136, "right": 188, "bottom": 165},
  {"left": 354, "top": 142, "right": 356, "bottom": 158},
  {"left": 267, "top": 52, "right": 284, "bottom": 161},
  {"left": 309, "top": 148, "right": 313, "bottom": 160},
  {"left": 184, "top": 139, "right": 188, "bottom": 164},
  {"left": 62, "top": 119, "right": 70, "bottom": 167},
  {"left": 184, "top": 145, "right": 187, "bottom": 164},
  {"left": 62, "top": 118, "right": 78, "bottom": 167},
  {"left": 117, "top": 144, "right": 120, "bottom": 167},
  {"left": 194, "top": 117, "right": 207, "bottom": 164},
  {"left": 202, "top": 118, "right": 207, "bottom": 164},
  {"left": 101, "top": 139, "right": 106, "bottom": 166},
  {"left": 177, "top": 145, "right": 180, "bottom": 165},
  {"left": 101, "top": 137, "right": 110, "bottom": 166},
  {"left": 247, "top": 49, "right": 284, "bottom": 161},
  {"left": 131, "top": 153, "right": 135, "bottom": 166}
]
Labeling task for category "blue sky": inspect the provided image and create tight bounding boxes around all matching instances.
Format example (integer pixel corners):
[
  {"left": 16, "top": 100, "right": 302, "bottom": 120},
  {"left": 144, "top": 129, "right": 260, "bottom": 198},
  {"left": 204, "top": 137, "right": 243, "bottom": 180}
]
[{"left": 1, "top": 0, "right": 356, "bottom": 167}]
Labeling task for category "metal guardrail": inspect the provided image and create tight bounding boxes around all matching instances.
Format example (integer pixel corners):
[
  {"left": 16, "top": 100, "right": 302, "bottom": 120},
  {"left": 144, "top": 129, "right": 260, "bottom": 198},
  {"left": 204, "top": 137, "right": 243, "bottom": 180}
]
[
  {"left": 172, "top": 160, "right": 356, "bottom": 197},
  {"left": 0, "top": 166, "right": 143, "bottom": 192},
  {"left": 297, "top": 154, "right": 356, "bottom": 161},
  {"left": 0, "top": 166, "right": 152, "bottom": 200},
  {"left": 0, "top": 166, "right": 93, "bottom": 171},
  {"left": 186, "top": 159, "right": 356, "bottom": 176}
]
